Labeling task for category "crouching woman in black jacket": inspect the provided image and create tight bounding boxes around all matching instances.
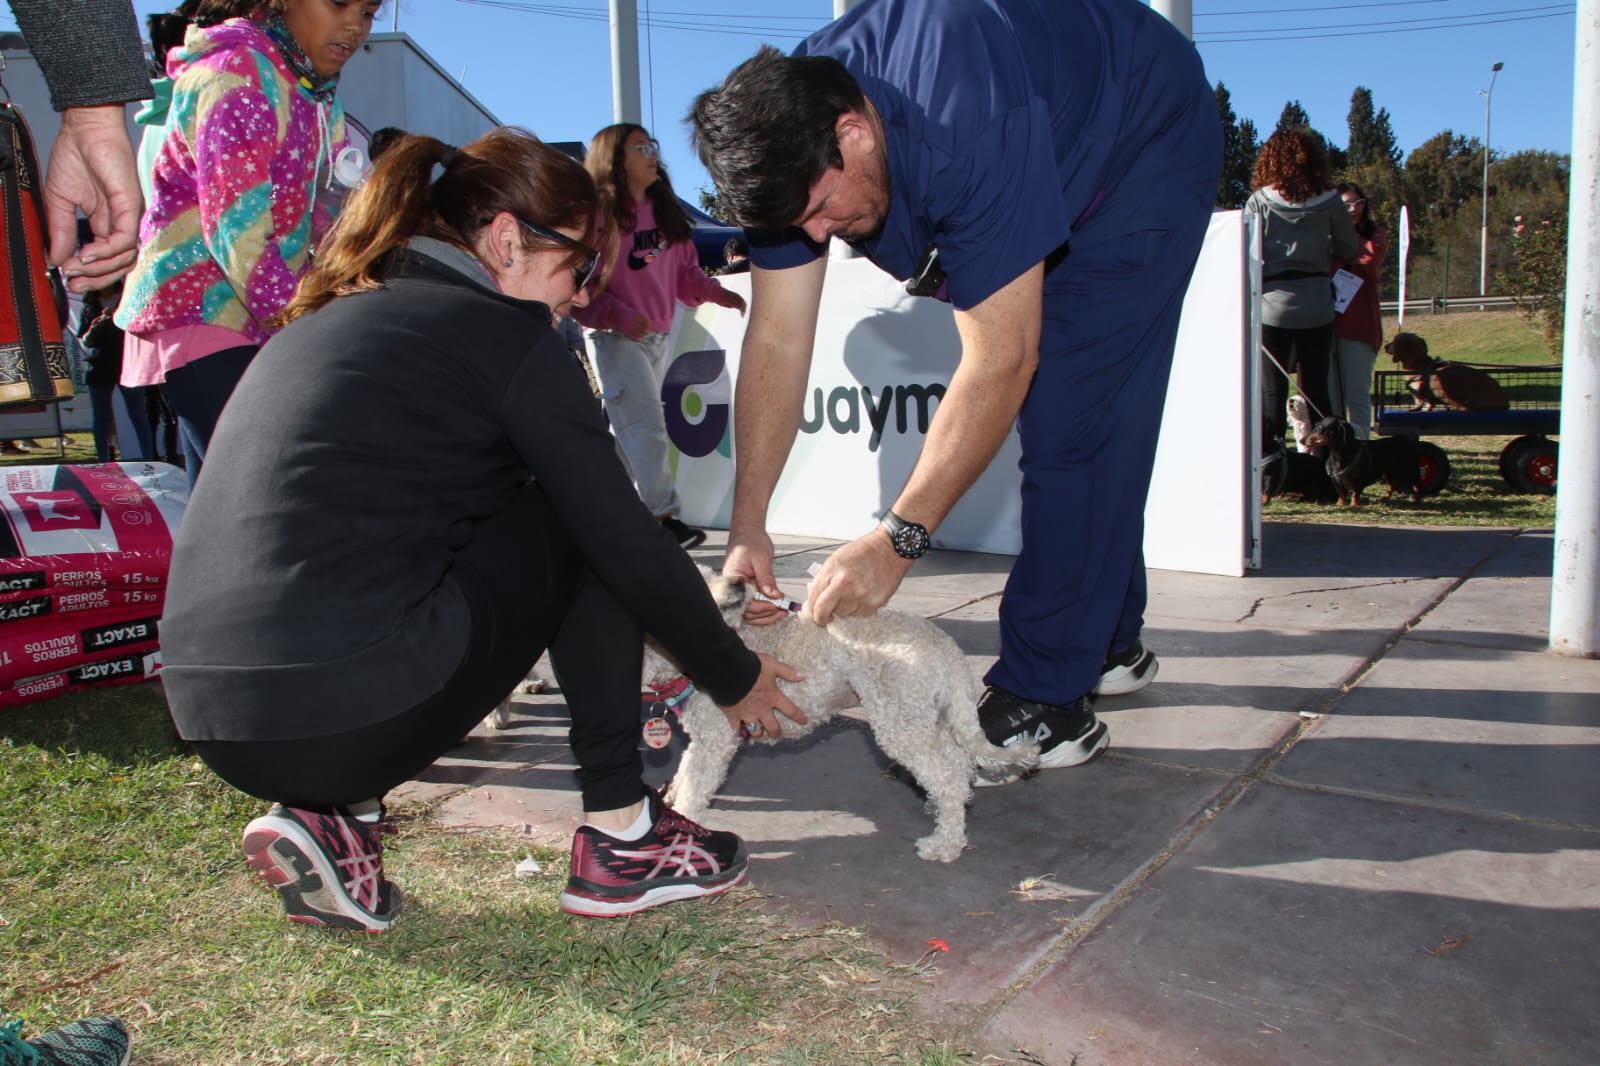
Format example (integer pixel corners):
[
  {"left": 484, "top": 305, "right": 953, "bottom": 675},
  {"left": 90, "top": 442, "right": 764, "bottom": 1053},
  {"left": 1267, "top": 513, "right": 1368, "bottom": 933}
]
[{"left": 159, "top": 127, "right": 805, "bottom": 930}]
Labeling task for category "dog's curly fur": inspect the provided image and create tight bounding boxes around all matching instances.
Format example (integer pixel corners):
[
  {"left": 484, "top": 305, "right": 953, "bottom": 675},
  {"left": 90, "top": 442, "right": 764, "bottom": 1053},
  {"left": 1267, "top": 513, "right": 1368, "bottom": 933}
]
[{"left": 643, "top": 575, "right": 1039, "bottom": 862}]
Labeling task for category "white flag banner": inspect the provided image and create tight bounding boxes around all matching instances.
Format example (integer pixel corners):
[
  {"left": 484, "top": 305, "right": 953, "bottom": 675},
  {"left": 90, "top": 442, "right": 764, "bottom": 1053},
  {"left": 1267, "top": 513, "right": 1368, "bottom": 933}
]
[{"left": 1397, "top": 205, "right": 1411, "bottom": 326}]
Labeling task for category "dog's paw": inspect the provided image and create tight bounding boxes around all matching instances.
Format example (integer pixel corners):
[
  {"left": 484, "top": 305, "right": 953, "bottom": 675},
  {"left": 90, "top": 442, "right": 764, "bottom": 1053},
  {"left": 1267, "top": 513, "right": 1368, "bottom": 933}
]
[
  {"left": 515, "top": 675, "right": 545, "bottom": 695},
  {"left": 487, "top": 699, "right": 513, "bottom": 730},
  {"left": 915, "top": 834, "right": 966, "bottom": 863}
]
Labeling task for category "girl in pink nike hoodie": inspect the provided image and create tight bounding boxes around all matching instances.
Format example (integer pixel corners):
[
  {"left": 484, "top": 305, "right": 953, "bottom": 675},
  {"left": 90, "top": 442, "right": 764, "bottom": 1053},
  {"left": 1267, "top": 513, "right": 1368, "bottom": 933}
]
[{"left": 573, "top": 124, "right": 746, "bottom": 549}]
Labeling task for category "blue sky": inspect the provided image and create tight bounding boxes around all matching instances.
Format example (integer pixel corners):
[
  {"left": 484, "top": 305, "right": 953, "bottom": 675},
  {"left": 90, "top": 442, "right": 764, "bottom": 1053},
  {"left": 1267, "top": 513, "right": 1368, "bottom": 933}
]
[{"left": 27, "top": 1, "right": 1580, "bottom": 200}]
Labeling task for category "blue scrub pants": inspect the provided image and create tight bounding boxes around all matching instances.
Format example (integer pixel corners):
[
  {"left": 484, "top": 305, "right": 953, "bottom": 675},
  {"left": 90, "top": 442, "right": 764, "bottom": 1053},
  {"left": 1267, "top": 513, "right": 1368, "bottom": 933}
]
[{"left": 985, "top": 91, "right": 1222, "bottom": 708}]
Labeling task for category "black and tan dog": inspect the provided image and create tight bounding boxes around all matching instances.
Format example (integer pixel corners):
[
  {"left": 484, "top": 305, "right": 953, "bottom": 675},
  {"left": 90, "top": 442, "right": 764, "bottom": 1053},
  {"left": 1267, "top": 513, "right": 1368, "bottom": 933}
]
[
  {"left": 1261, "top": 444, "right": 1338, "bottom": 504},
  {"left": 1305, "top": 416, "right": 1422, "bottom": 506}
]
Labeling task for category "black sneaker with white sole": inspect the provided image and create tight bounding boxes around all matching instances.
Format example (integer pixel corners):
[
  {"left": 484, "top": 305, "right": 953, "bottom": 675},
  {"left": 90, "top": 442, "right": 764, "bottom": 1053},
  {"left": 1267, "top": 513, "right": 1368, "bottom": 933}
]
[
  {"left": 977, "top": 685, "right": 1109, "bottom": 774},
  {"left": 1094, "top": 639, "right": 1159, "bottom": 696},
  {"left": 660, "top": 515, "right": 707, "bottom": 549}
]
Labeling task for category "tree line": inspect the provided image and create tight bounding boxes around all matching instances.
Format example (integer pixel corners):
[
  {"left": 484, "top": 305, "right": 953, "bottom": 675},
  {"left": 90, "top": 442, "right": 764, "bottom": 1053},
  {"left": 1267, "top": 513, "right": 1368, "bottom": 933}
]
[{"left": 1216, "top": 83, "right": 1571, "bottom": 349}]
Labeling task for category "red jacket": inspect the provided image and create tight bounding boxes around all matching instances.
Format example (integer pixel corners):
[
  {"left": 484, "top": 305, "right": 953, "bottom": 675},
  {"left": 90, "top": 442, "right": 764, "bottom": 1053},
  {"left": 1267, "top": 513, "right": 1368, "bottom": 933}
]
[{"left": 1332, "top": 228, "right": 1387, "bottom": 350}]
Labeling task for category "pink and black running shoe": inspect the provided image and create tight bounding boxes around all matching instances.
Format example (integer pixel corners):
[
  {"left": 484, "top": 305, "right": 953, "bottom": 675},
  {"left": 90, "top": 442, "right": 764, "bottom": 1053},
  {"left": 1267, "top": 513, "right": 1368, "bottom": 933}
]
[
  {"left": 559, "top": 790, "right": 747, "bottom": 917},
  {"left": 241, "top": 804, "right": 402, "bottom": 932}
]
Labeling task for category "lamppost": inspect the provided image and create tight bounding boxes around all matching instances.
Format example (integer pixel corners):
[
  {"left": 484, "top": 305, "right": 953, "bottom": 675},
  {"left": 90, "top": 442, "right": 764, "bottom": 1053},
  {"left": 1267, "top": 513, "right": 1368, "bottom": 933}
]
[{"left": 1479, "top": 61, "right": 1504, "bottom": 297}]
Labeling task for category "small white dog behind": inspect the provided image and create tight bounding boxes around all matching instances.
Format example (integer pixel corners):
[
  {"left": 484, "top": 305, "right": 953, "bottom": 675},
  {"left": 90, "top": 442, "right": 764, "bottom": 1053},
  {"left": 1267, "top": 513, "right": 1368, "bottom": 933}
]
[
  {"left": 1288, "top": 394, "right": 1316, "bottom": 453},
  {"left": 486, "top": 672, "right": 545, "bottom": 730},
  {"left": 643, "top": 575, "right": 1039, "bottom": 862}
]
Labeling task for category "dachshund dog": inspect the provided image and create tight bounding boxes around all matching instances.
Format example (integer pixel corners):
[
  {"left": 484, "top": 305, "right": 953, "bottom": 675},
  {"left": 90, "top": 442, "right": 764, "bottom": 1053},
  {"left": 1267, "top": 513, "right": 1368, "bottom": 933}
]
[
  {"left": 1261, "top": 444, "right": 1338, "bottom": 504},
  {"left": 1306, "top": 416, "right": 1422, "bottom": 506},
  {"left": 1385, "top": 333, "right": 1509, "bottom": 411}
]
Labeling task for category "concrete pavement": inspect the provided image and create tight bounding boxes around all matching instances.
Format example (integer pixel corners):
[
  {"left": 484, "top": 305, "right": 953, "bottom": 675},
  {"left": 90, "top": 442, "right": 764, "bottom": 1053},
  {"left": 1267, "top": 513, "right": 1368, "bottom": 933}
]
[{"left": 394, "top": 521, "right": 1600, "bottom": 1065}]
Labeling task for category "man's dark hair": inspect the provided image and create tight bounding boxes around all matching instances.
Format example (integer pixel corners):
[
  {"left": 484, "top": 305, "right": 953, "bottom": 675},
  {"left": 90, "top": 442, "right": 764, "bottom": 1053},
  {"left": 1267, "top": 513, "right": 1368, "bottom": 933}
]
[
  {"left": 368, "top": 127, "right": 407, "bottom": 161},
  {"left": 723, "top": 236, "right": 748, "bottom": 262},
  {"left": 689, "top": 45, "right": 865, "bottom": 229}
]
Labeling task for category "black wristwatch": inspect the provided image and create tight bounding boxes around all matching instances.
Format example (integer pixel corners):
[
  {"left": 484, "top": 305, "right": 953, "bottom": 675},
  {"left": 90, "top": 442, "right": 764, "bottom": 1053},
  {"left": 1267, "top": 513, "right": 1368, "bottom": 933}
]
[{"left": 879, "top": 509, "right": 930, "bottom": 559}]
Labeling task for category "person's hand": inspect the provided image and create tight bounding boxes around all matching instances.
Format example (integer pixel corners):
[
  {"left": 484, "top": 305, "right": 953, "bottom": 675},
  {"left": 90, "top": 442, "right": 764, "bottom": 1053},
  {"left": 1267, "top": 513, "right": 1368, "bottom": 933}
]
[
  {"left": 719, "top": 653, "right": 807, "bottom": 739},
  {"left": 806, "top": 528, "right": 912, "bottom": 626},
  {"left": 44, "top": 105, "right": 144, "bottom": 293},
  {"left": 715, "top": 288, "right": 747, "bottom": 316},
  {"left": 724, "top": 525, "right": 787, "bottom": 626},
  {"left": 622, "top": 312, "right": 650, "bottom": 341}
]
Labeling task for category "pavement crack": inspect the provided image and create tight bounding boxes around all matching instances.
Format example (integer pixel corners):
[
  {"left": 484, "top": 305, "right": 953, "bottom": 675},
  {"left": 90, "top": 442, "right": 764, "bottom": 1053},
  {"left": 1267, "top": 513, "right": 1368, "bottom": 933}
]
[{"left": 982, "top": 531, "right": 1530, "bottom": 1020}]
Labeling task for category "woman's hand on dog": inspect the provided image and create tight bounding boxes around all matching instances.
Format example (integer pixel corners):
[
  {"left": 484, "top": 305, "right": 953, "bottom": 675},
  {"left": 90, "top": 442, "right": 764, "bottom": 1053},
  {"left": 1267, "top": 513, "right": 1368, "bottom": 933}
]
[
  {"left": 721, "top": 654, "right": 808, "bottom": 738},
  {"left": 807, "top": 533, "right": 913, "bottom": 626}
]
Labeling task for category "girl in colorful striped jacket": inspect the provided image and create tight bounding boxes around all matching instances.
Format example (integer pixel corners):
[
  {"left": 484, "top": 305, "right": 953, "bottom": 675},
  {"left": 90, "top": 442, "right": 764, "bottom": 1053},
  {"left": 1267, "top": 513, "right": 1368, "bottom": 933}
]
[{"left": 116, "top": 0, "right": 379, "bottom": 478}]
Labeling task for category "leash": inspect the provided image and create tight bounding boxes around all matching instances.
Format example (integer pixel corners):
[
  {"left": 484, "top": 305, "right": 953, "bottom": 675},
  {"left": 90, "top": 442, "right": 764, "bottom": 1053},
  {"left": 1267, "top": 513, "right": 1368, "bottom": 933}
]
[{"left": 1261, "top": 344, "right": 1329, "bottom": 422}]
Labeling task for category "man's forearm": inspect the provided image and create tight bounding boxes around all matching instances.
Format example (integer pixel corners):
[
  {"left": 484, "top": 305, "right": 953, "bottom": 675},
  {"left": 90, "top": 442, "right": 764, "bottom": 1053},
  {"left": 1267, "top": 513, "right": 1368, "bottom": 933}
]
[
  {"left": 730, "top": 260, "right": 828, "bottom": 532},
  {"left": 10, "top": 0, "right": 151, "bottom": 111},
  {"left": 730, "top": 328, "right": 813, "bottom": 531},
  {"left": 891, "top": 262, "right": 1045, "bottom": 531}
]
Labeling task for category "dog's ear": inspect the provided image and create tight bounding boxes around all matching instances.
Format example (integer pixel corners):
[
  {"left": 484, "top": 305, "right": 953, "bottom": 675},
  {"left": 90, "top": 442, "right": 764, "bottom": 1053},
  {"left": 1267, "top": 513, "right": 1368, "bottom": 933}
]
[{"left": 707, "top": 574, "right": 749, "bottom": 613}]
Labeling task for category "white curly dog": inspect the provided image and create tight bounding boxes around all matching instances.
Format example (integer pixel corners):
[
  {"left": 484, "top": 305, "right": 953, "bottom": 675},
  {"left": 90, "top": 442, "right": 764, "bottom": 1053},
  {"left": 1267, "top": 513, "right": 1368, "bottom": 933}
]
[{"left": 643, "top": 574, "right": 1039, "bottom": 862}]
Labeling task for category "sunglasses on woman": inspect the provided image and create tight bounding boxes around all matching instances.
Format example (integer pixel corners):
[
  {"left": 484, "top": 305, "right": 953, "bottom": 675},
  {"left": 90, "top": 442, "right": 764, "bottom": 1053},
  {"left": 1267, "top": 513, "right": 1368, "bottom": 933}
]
[{"left": 515, "top": 217, "right": 600, "bottom": 290}]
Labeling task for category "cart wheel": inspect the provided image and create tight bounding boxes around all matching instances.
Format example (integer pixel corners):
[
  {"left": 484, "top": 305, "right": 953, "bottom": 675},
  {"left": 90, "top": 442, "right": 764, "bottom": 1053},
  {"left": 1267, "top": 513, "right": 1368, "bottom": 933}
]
[
  {"left": 1414, "top": 440, "right": 1450, "bottom": 497},
  {"left": 1504, "top": 436, "right": 1558, "bottom": 495},
  {"left": 1499, "top": 435, "right": 1542, "bottom": 483}
]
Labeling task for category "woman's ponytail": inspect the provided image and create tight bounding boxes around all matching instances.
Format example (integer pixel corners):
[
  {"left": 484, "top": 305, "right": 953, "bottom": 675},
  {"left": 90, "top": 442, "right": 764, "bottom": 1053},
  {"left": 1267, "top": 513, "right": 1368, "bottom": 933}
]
[
  {"left": 277, "top": 127, "right": 597, "bottom": 325},
  {"left": 277, "top": 136, "right": 452, "bottom": 324}
]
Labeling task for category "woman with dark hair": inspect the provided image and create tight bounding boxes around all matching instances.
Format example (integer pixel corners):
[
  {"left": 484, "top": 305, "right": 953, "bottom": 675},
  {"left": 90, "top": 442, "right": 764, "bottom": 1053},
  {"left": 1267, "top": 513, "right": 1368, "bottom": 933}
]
[
  {"left": 1330, "top": 181, "right": 1388, "bottom": 438},
  {"left": 159, "top": 127, "right": 803, "bottom": 931},
  {"left": 1246, "top": 128, "right": 1359, "bottom": 456},
  {"left": 572, "top": 123, "right": 747, "bottom": 549}
]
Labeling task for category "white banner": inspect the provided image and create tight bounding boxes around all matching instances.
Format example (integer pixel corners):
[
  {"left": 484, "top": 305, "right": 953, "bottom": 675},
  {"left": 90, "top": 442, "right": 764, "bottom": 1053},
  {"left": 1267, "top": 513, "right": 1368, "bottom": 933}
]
[
  {"left": 661, "top": 210, "right": 1253, "bottom": 576},
  {"left": 1397, "top": 204, "right": 1411, "bottom": 327}
]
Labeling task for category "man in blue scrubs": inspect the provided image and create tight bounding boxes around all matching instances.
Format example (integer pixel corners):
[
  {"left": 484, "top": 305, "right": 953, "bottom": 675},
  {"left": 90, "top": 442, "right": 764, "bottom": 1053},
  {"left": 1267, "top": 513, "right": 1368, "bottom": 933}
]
[{"left": 690, "top": 0, "right": 1221, "bottom": 772}]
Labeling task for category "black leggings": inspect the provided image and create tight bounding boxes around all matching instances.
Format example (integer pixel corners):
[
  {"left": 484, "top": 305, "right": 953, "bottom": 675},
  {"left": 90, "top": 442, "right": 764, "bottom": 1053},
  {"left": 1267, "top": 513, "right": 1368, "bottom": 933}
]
[
  {"left": 1260, "top": 321, "right": 1334, "bottom": 454},
  {"left": 191, "top": 481, "right": 649, "bottom": 815}
]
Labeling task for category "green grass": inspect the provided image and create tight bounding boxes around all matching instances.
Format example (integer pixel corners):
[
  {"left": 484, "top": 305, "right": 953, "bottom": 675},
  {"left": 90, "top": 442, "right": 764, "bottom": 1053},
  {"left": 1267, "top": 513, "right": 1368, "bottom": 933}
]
[
  {"left": 1, "top": 687, "right": 973, "bottom": 1065},
  {"left": 1265, "top": 309, "right": 1561, "bottom": 526},
  {"left": 1379, "top": 309, "right": 1557, "bottom": 366},
  {"left": 1265, "top": 434, "right": 1557, "bottom": 526}
]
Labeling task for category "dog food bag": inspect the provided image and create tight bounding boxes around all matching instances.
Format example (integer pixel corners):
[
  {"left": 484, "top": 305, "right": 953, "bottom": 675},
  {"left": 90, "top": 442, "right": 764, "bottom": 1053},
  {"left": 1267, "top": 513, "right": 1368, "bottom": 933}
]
[
  {"left": 0, "top": 606, "right": 161, "bottom": 688},
  {"left": 0, "top": 647, "right": 163, "bottom": 711},
  {"left": 0, "top": 463, "right": 187, "bottom": 591},
  {"left": 0, "top": 584, "right": 164, "bottom": 626}
]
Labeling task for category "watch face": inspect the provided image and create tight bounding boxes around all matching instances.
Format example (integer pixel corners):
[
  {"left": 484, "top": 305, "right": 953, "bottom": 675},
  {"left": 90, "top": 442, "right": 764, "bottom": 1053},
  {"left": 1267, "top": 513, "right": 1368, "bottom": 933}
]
[{"left": 892, "top": 523, "right": 930, "bottom": 558}]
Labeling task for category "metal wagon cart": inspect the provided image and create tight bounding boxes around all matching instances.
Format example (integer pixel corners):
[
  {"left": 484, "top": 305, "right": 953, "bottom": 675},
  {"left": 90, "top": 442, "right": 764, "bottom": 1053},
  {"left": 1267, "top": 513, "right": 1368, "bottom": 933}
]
[{"left": 1371, "top": 365, "right": 1561, "bottom": 495}]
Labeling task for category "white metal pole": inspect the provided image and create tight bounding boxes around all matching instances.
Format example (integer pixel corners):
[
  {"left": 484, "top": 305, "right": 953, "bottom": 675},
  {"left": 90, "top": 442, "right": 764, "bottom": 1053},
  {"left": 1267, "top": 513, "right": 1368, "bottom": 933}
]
[
  {"left": 610, "top": 0, "right": 641, "bottom": 125},
  {"left": 1479, "top": 63, "right": 1503, "bottom": 297},
  {"left": 1151, "top": 0, "right": 1194, "bottom": 39},
  {"left": 1551, "top": 1, "right": 1600, "bottom": 657},
  {"left": 832, "top": 0, "right": 859, "bottom": 15}
]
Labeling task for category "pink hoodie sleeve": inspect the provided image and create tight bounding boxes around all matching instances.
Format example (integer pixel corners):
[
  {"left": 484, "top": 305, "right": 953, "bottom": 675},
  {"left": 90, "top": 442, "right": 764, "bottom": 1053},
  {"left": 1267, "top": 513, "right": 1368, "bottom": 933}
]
[{"left": 670, "top": 240, "right": 728, "bottom": 308}]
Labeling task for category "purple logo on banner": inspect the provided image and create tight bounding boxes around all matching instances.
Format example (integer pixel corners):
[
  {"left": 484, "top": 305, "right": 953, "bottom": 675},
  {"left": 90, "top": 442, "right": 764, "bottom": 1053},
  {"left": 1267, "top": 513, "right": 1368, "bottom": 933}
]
[{"left": 662, "top": 349, "right": 731, "bottom": 458}]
